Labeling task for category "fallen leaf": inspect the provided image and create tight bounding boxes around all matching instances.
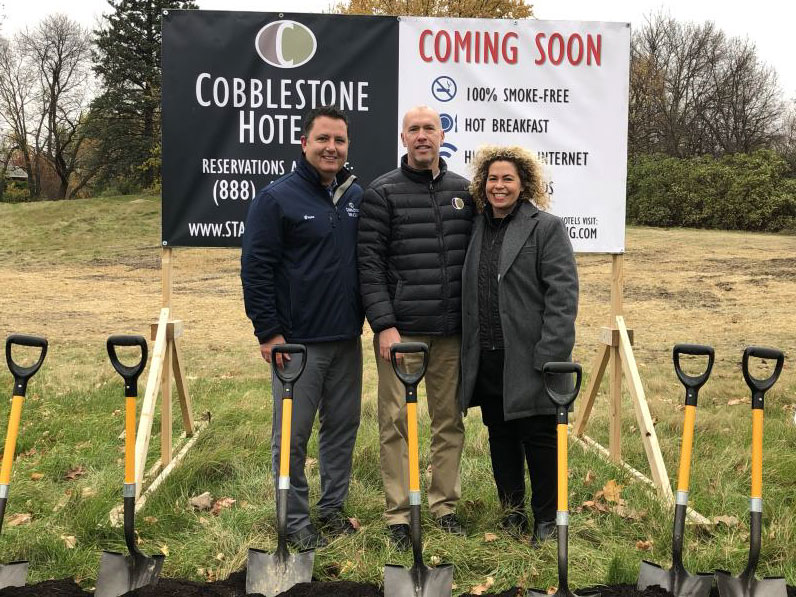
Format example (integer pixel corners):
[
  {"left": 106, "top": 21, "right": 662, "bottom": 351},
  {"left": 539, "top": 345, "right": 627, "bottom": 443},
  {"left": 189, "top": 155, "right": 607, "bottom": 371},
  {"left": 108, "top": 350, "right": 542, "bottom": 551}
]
[
  {"left": 211, "top": 496, "right": 236, "bottom": 516},
  {"left": 21, "top": 447, "right": 37, "bottom": 458},
  {"left": 109, "top": 504, "right": 124, "bottom": 527},
  {"left": 547, "top": 587, "right": 558, "bottom": 595},
  {"left": 584, "top": 470, "right": 596, "bottom": 485},
  {"left": 7, "top": 513, "right": 32, "bottom": 527},
  {"left": 636, "top": 539, "right": 653, "bottom": 551},
  {"left": 611, "top": 503, "right": 646, "bottom": 521},
  {"left": 81, "top": 487, "right": 97, "bottom": 498},
  {"left": 484, "top": 532, "right": 498, "bottom": 542},
  {"left": 215, "top": 552, "right": 225, "bottom": 561},
  {"left": 64, "top": 466, "right": 86, "bottom": 481},
  {"left": 144, "top": 516, "right": 158, "bottom": 524},
  {"left": 189, "top": 492, "right": 213, "bottom": 511},
  {"left": 430, "top": 555, "right": 441, "bottom": 566},
  {"left": 30, "top": 472, "right": 44, "bottom": 481},
  {"left": 601, "top": 480, "right": 623, "bottom": 503},
  {"left": 727, "top": 398, "right": 748, "bottom": 406},
  {"left": 340, "top": 559, "right": 354, "bottom": 574},
  {"left": 160, "top": 544, "right": 169, "bottom": 556},
  {"left": 199, "top": 516, "right": 210, "bottom": 525},
  {"left": 305, "top": 457, "right": 317, "bottom": 470},
  {"left": 61, "top": 535, "right": 77, "bottom": 549},
  {"left": 470, "top": 576, "right": 495, "bottom": 595},
  {"left": 348, "top": 516, "right": 361, "bottom": 530},
  {"left": 713, "top": 515, "right": 740, "bottom": 528}
]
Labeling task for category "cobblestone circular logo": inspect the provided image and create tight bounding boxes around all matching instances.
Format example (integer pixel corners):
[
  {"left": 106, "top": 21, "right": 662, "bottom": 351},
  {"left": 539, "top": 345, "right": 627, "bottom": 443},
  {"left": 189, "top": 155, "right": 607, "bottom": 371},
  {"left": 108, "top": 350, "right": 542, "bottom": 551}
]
[{"left": 255, "top": 20, "right": 317, "bottom": 68}]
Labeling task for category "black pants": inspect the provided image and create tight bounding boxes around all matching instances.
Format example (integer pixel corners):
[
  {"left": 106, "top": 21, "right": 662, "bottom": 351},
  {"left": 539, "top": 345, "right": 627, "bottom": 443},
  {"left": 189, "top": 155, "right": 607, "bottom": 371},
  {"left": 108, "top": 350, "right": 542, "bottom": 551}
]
[{"left": 474, "top": 349, "right": 557, "bottom": 523}]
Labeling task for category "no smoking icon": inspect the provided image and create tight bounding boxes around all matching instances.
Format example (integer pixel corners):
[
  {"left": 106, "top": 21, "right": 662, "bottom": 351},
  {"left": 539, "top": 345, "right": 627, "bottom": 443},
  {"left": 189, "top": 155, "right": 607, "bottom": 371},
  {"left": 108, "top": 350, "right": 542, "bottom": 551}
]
[{"left": 432, "top": 76, "right": 457, "bottom": 102}]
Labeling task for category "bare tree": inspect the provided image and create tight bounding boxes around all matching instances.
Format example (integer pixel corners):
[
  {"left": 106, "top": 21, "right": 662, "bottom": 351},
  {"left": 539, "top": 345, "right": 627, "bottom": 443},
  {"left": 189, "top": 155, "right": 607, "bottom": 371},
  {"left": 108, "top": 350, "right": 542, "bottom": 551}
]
[
  {"left": 18, "top": 14, "right": 96, "bottom": 199},
  {"left": 334, "top": 0, "right": 532, "bottom": 19},
  {"left": 629, "top": 12, "right": 783, "bottom": 158},
  {"left": 0, "top": 36, "right": 44, "bottom": 197}
]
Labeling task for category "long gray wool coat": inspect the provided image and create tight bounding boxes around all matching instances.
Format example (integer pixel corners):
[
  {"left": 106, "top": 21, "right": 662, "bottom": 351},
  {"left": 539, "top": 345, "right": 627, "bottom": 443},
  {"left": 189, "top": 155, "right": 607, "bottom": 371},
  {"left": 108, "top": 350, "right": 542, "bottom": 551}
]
[{"left": 459, "top": 200, "right": 579, "bottom": 420}]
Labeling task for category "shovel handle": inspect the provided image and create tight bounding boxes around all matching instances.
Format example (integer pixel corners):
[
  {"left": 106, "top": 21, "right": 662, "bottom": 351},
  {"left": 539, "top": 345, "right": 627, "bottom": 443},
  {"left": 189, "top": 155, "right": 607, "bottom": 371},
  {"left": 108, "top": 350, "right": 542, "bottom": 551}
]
[
  {"left": 742, "top": 346, "right": 784, "bottom": 404},
  {"left": 272, "top": 344, "right": 307, "bottom": 385},
  {"left": 107, "top": 335, "right": 148, "bottom": 397},
  {"left": 543, "top": 362, "right": 582, "bottom": 423},
  {"left": 672, "top": 344, "right": 714, "bottom": 405},
  {"left": 390, "top": 342, "right": 429, "bottom": 393},
  {"left": 6, "top": 334, "right": 48, "bottom": 396}
]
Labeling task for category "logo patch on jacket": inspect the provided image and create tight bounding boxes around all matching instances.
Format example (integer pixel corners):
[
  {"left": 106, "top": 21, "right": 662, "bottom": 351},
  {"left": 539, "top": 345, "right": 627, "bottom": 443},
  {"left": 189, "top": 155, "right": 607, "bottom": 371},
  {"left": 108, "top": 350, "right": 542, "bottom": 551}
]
[
  {"left": 451, "top": 197, "right": 465, "bottom": 210},
  {"left": 345, "top": 202, "right": 360, "bottom": 217}
]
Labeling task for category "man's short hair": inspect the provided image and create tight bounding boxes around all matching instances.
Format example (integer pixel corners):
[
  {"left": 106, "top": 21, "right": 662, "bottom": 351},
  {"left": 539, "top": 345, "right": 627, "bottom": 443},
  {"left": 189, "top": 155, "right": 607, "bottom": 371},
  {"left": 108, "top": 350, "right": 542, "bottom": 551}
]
[{"left": 303, "top": 106, "right": 350, "bottom": 138}]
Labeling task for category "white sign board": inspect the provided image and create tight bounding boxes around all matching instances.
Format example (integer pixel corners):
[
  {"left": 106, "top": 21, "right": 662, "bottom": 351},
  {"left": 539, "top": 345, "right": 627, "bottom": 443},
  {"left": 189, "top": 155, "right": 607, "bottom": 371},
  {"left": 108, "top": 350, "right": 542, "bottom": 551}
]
[{"left": 398, "top": 17, "right": 630, "bottom": 253}]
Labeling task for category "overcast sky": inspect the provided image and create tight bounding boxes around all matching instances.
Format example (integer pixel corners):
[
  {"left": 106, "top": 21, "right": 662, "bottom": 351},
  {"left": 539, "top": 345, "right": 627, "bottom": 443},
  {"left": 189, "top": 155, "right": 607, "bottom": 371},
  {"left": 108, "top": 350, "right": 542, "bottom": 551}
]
[{"left": 5, "top": 0, "right": 795, "bottom": 98}]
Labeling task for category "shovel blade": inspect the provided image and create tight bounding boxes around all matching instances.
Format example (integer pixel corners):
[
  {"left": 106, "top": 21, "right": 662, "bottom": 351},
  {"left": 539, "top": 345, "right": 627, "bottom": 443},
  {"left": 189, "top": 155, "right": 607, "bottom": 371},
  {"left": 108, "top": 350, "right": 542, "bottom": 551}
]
[
  {"left": 246, "top": 547, "right": 314, "bottom": 597},
  {"left": 384, "top": 563, "right": 453, "bottom": 597},
  {"left": 638, "top": 561, "right": 713, "bottom": 597},
  {"left": 94, "top": 551, "right": 165, "bottom": 597},
  {"left": 715, "top": 571, "right": 787, "bottom": 597},
  {"left": 0, "top": 561, "right": 28, "bottom": 589}
]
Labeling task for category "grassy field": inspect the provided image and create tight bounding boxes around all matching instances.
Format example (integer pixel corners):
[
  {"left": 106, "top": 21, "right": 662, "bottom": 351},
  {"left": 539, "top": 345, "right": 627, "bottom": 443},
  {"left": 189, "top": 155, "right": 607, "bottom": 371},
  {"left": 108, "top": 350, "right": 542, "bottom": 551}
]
[{"left": 0, "top": 195, "right": 794, "bottom": 594}]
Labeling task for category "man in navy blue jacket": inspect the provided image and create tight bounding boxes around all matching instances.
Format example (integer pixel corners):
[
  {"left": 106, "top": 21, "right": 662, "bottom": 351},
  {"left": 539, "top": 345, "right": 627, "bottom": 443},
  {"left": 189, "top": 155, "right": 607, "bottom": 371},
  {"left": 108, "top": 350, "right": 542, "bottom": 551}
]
[{"left": 241, "top": 106, "right": 364, "bottom": 550}]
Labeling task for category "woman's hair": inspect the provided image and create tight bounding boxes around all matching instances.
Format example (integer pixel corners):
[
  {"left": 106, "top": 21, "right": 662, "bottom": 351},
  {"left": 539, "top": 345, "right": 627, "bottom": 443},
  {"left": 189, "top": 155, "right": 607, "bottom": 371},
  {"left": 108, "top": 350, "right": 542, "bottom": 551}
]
[{"left": 468, "top": 145, "right": 549, "bottom": 212}]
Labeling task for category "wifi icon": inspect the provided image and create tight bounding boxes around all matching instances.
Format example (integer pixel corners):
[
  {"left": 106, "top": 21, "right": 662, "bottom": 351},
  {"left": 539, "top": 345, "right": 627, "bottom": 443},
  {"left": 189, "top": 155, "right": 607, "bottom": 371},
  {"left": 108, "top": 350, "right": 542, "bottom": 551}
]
[{"left": 439, "top": 142, "right": 458, "bottom": 159}]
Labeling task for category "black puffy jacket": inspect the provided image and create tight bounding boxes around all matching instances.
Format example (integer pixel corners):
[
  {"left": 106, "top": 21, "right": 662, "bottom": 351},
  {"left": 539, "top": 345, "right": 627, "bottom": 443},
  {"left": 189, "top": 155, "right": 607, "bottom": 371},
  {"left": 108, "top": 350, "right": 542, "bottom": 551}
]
[{"left": 358, "top": 156, "right": 474, "bottom": 335}]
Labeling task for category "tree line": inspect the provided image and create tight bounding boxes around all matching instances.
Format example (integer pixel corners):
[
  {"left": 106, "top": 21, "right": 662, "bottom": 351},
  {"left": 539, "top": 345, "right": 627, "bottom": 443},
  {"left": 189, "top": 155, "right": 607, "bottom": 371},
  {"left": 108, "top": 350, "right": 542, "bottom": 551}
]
[{"left": 1, "top": 1, "right": 794, "bottom": 230}]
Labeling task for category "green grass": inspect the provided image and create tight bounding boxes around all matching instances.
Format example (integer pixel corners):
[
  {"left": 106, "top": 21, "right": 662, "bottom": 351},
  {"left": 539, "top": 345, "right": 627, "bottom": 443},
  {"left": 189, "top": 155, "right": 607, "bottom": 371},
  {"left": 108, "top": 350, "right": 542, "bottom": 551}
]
[{"left": 0, "top": 195, "right": 794, "bottom": 593}]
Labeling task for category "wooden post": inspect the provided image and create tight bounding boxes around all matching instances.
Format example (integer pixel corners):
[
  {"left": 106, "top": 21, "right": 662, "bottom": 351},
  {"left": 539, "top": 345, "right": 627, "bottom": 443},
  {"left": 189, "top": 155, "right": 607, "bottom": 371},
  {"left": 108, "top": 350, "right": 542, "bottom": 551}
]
[
  {"left": 609, "top": 254, "right": 624, "bottom": 462},
  {"left": 160, "top": 248, "right": 173, "bottom": 466}
]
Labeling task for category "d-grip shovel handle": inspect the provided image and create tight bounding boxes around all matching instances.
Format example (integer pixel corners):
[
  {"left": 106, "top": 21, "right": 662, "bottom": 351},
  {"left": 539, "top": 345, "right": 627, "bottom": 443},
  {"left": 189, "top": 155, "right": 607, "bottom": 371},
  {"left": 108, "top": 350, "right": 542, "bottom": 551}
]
[
  {"left": 272, "top": 344, "right": 307, "bottom": 386},
  {"left": 742, "top": 346, "right": 784, "bottom": 404},
  {"left": 672, "top": 344, "right": 714, "bottom": 404},
  {"left": 390, "top": 342, "right": 429, "bottom": 395},
  {"left": 107, "top": 335, "right": 148, "bottom": 397},
  {"left": 6, "top": 334, "right": 48, "bottom": 396},
  {"left": 543, "top": 362, "right": 582, "bottom": 423}
]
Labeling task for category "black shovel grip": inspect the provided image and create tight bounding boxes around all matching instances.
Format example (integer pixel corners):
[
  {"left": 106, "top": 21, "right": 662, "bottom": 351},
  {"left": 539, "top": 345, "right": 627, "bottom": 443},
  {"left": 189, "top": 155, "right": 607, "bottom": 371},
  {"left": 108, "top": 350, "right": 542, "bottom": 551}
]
[
  {"left": 543, "top": 362, "right": 582, "bottom": 422},
  {"left": 107, "top": 335, "right": 148, "bottom": 397},
  {"left": 6, "top": 334, "right": 48, "bottom": 395},
  {"left": 271, "top": 344, "right": 307, "bottom": 384},
  {"left": 673, "top": 343, "right": 714, "bottom": 405},
  {"left": 742, "top": 346, "right": 784, "bottom": 403},
  {"left": 390, "top": 342, "right": 429, "bottom": 387}
]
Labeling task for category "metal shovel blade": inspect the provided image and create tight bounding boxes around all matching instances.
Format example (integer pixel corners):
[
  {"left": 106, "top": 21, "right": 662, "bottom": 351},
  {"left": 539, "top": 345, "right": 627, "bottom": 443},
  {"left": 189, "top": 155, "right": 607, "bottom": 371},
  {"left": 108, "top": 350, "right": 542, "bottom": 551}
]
[
  {"left": 638, "top": 560, "right": 713, "bottom": 597},
  {"left": 528, "top": 588, "right": 600, "bottom": 597},
  {"left": 384, "top": 562, "right": 453, "bottom": 597},
  {"left": 715, "top": 571, "right": 787, "bottom": 597},
  {"left": 0, "top": 561, "right": 28, "bottom": 589},
  {"left": 94, "top": 550, "right": 165, "bottom": 597},
  {"left": 246, "top": 547, "right": 314, "bottom": 597}
]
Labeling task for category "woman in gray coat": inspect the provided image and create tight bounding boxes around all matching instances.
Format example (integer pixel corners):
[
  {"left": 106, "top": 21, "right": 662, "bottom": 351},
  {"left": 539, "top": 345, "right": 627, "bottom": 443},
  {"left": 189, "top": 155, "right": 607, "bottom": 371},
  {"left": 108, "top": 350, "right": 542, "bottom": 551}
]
[{"left": 460, "top": 145, "right": 578, "bottom": 544}]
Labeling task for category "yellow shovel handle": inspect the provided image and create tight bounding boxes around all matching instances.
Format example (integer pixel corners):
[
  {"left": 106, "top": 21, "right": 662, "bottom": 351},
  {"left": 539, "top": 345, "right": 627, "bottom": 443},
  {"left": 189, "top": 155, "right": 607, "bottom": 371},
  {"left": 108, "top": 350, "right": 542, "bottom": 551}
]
[
  {"left": 557, "top": 423, "right": 568, "bottom": 512},
  {"left": 676, "top": 405, "right": 697, "bottom": 492},
  {"left": 0, "top": 396, "right": 24, "bottom": 485},
  {"left": 125, "top": 396, "right": 136, "bottom": 485},
  {"left": 279, "top": 398, "right": 293, "bottom": 477},
  {"left": 408, "top": 402, "right": 420, "bottom": 492},
  {"left": 751, "top": 409, "right": 763, "bottom": 499}
]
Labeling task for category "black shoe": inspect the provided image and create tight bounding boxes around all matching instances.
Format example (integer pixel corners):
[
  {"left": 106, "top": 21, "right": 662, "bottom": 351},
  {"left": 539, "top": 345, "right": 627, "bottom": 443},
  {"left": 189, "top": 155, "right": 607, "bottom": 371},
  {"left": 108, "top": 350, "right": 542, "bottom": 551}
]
[
  {"left": 436, "top": 513, "right": 465, "bottom": 536},
  {"left": 388, "top": 523, "right": 411, "bottom": 550},
  {"left": 531, "top": 519, "right": 557, "bottom": 546},
  {"left": 287, "top": 523, "right": 327, "bottom": 551},
  {"left": 318, "top": 510, "right": 357, "bottom": 537},
  {"left": 501, "top": 510, "right": 530, "bottom": 535}
]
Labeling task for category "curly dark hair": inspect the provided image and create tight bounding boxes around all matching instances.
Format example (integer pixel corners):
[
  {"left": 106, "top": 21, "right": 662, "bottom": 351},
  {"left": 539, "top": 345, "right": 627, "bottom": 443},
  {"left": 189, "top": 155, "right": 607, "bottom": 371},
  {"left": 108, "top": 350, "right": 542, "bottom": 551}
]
[{"left": 469, "top": 145, "right": 548, "bottom": 213}]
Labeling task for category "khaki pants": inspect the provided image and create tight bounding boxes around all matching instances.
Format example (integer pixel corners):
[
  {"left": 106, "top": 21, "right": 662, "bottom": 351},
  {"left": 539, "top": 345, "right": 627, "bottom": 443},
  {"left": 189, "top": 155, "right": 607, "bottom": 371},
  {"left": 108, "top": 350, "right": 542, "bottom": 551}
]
[{"left": 375, "top": 333, "right": 465, "bottom": 525}]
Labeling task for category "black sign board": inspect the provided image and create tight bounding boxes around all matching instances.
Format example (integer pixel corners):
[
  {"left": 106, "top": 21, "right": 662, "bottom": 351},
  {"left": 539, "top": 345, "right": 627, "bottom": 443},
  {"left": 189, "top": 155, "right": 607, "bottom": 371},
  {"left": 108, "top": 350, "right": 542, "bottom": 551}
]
[{"left": 162, "top": 11, "right": 399, "bottom": 247}]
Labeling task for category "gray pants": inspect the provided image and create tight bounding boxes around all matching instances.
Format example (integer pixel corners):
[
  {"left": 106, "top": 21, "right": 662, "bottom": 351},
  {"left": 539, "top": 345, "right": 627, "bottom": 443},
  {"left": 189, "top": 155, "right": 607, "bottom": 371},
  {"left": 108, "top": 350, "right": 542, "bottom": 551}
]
[{"left": 271, "top": 338, "right": 362, "bottom": 534}]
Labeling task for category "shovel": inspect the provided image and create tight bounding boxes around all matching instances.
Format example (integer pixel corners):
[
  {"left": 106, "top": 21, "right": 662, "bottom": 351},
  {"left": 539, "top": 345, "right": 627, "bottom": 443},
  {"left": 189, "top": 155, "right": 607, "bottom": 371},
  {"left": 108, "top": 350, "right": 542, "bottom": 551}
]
[
  {"left": 0, "top": 334, "right": 47, "bottom": 589},
  {"left": 247, "top": 343, "right": 313, "bottom": 597},
  {"left": 528, "top": 362, "right": 598, "bottom": 597},
  {"left": 384, "top": 342, "right": 453, "bottom": 597},
  {"left": 95, "top": 335, "right": 165, "bottom": 597},
  {"left": 715, "top": 346, "right": 786, "bottom": 597},
  {"left": 638, "top": 343, "right": 715, "bottom": 597}
]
